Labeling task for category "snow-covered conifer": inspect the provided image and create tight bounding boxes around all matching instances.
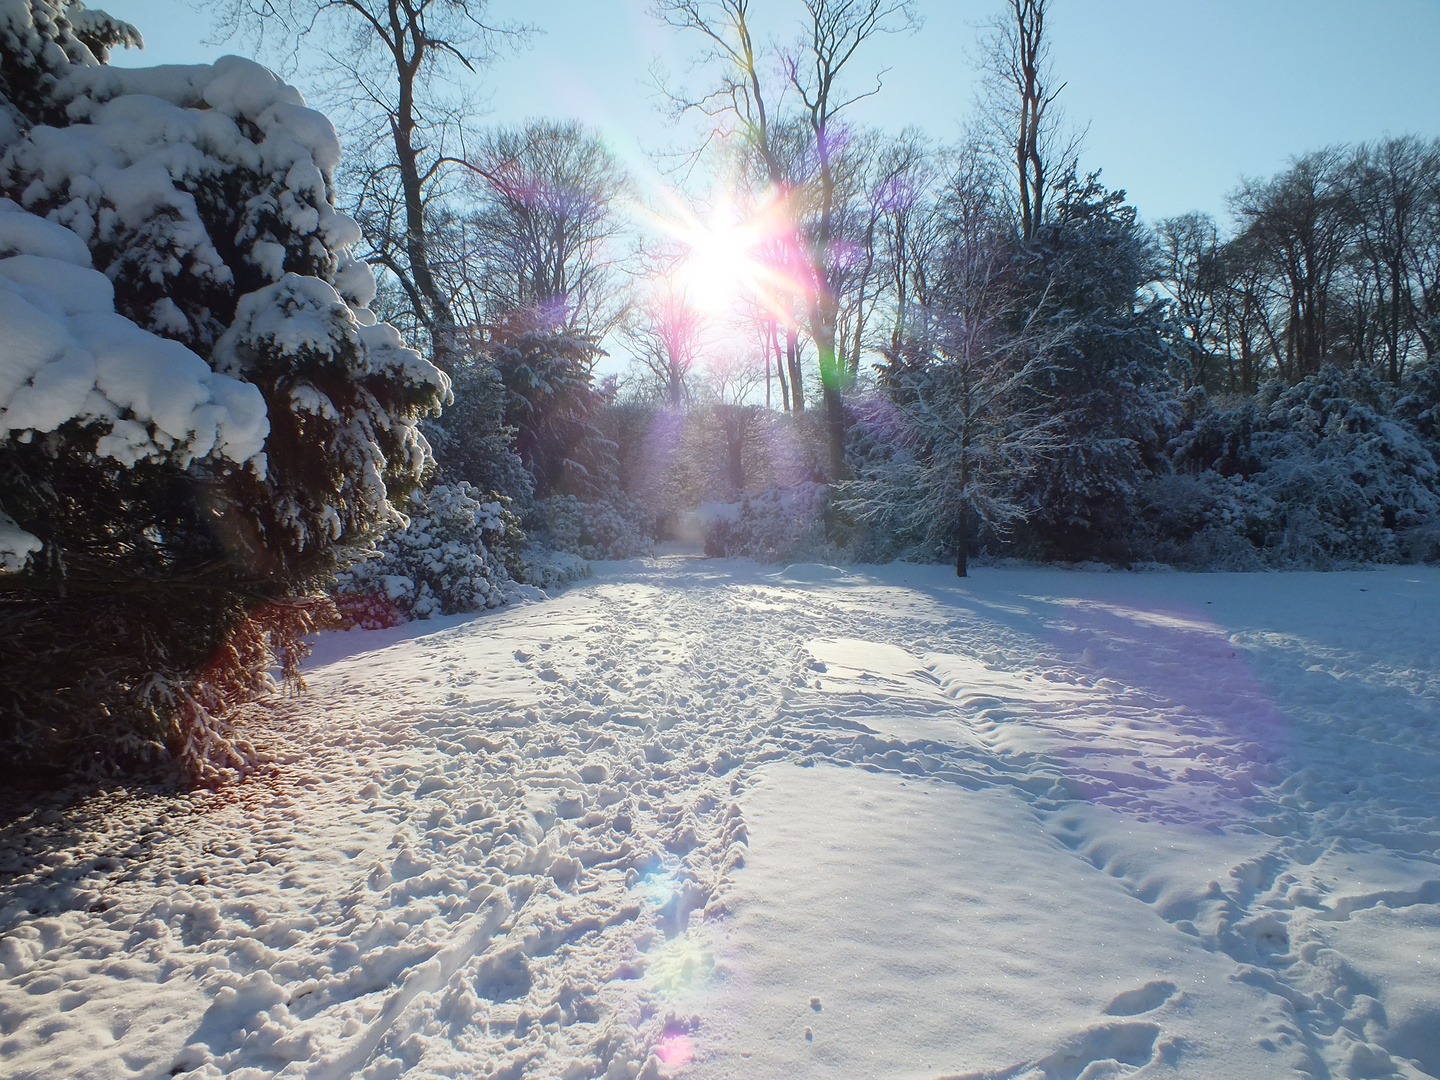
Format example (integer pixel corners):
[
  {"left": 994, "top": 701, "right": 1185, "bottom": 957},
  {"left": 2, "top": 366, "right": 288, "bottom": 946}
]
[
  {"left": 1010, "top": 172, "right": 1184, "bottom": 561},
  {"left": 0, "top": 0, "right": 447, "bottom": 781}
]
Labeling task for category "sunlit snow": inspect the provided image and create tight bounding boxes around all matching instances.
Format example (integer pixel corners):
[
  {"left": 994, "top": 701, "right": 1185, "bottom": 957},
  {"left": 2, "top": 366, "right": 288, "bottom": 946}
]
[{"left": 2, "top": 559, "right": 1438, "bottom": 1080}]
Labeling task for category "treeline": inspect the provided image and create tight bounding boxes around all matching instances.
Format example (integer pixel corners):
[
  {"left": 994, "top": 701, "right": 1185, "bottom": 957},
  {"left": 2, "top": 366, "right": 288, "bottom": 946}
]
[{"left": 1161, "top": 138, "right": 1440, "bottom": 391}]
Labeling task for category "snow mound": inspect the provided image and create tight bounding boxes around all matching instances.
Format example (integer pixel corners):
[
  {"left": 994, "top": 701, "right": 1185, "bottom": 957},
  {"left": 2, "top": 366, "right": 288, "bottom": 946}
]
[
  {"left": 806, "top": 637, "right": 922, "bottom": 678},
  {"left": 771, "top": 562, "right": 849, "bottom": 583}
]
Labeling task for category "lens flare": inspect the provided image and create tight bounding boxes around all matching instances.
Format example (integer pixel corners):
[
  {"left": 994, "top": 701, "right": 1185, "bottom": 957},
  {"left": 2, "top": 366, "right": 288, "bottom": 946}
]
[
  {"left": 675, "top": 205, "right": 762, "bottom": 314},
  {"left": 643, "top": 187, "right": 808, "bottom": 325},
  {"left": 655, "top": 1032, "right": 695, "bottom": 1067}
]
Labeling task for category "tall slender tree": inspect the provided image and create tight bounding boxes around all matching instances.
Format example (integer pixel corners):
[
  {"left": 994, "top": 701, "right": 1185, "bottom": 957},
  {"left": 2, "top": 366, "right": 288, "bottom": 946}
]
[
  {"left": 978, "top": 0, "right": 1075, "bottom": 244},
  {"left": 221, "top": 0, "right": 530, "bottom": 370}
]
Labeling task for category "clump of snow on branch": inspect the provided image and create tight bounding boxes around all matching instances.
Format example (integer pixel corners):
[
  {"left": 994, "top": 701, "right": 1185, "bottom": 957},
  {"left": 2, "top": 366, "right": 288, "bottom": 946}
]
[
  {"left": 2, "top": 52, "right": 363, "bottom": 346},
  {"left": 211, "top": 272, "right": 446, "bottom": 550},
  {"left": 0, "top": 199, "right": 268, "bottom": 475},
  {"left": 0, "top": 508, "right": 40, "bottom": 570}
]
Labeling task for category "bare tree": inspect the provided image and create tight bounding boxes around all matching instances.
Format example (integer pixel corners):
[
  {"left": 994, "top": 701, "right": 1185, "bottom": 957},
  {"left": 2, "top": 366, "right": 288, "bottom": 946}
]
[
  {"left": 978, "top": 0, "right": 1077, "bottom": 243},
  {"left": 1232, "top": 148, "right": 1354, "bottom": 378},
  {"left": 1216, "top": 229, "right": 1291, "bottom": 390},
  {"left": 785, "top": 0, "right": 920, "bottom": 477},
  {"left": 1349, "top": 137, "right": 1439, "bottom": 380},
  {"left": 1156, "top": 212, "right": 1228, "bottom": 389},
  {"left": 627, "top": 282, "right": 705, "bottom": 408},
  {"left": 654, "top": 1, "right": 810, "bottom": 412},
  {"left": 655, "top": 0, "right": 919, "bottom": 478},
  {"left": 220, "top": 0, "right": 530, "bottom": 368},
  {"left": 463, "top": 121, "right": 632, "bottom": 337},
  {"left": 1414, "top": 143, "right": 1440, "bottom": 359},
  {"left": 877, "top": 136, "right": 950, "bottom": 351}
]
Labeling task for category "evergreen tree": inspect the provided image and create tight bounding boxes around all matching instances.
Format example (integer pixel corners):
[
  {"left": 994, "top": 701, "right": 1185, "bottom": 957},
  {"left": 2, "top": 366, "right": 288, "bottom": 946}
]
[
  {"left": 1011, "top": 172, "right": 1183, "bottom": 561},
  {"left": 0, "top": 1, "right": 448, "bottom": 781},
  {"left": 489, "top": 326, "right": 616, "bottom": 501}
]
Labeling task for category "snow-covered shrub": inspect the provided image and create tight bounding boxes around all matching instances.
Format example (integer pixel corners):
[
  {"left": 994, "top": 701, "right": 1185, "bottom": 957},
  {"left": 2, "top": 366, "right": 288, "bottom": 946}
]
[
  {"left": 703, "top": 482, "right": 836, "bottom": 563},
  {"left": 426, "top": 348, "right": 532, "bottom": 505},
  {"left": 0, "top": 2, "right": 448, "bottom": 780},
  {"left": 536, "top": 492, "right": 654, "bottom": 561},
  {"left": 1250, "top": 369, "right": 1439, "bottom": 562},
  {"left": 1395, "top": 361, "right": 1440, "bottom": 451},
  {"left": 1138, "top": 472, "right": 1276, "bottom": 569},
  {"left": 1154, "top": 366, "right": 1440, "bottom": 566},
  {"left": 335, "top": 483, "right": 519, "bottom": 621},
  {"left": 837, "top": 401, "right": 944, "bottom": 563},
  {"left": 514, "top": 546, "right": 591, "bottom": 590},
  {"left": 488, "top": 325, "right": 617, "bottom": 497}
]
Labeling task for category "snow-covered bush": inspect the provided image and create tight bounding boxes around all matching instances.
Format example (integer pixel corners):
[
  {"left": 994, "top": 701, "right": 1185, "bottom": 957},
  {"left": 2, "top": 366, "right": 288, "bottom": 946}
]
[
  {"left": 0, "top": 2, "right": 448, "bottom": 781},
  {"left": 488, "top": 326, "right": 617, "bottom": 498},
  {"left": 1395, "top": 361, "right": 1440, "bottom": 451},
  {"left": 536, "top": 492, "right": 654, "bottom": 561},
  {"left": 703, "top": 482, "right": 836, "bottom": 562},
  {"left": 425, "top": 348, "right": 532, "bottom": 504},
  {"left": 513, "top": 546, "right": 591, "bottom": 591},
  {"left": 1153, "top": 366, "right": 1440, "bottom": 566},
  {"left": 335, "top": 483, "right": 519, "bottom": 622},
  {"left": 1251, "top": 369, "right": 1439, "bottom": 562}
]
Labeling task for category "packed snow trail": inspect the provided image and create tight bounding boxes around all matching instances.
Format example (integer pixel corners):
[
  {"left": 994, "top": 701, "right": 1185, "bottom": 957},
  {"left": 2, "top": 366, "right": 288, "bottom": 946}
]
[{"left": 1, "top": 560, "right": 1438, "bottom": 1079}]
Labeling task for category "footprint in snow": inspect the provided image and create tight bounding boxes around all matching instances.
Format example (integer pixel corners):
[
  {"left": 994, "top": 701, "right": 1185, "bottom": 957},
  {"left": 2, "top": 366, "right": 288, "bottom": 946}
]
[
  {"left": 1101, "top": 980, "right": 1177, "bottom": 1017},
  {"left": 1032, "top": 1020, "right": 1163, "bottom": 1080}
]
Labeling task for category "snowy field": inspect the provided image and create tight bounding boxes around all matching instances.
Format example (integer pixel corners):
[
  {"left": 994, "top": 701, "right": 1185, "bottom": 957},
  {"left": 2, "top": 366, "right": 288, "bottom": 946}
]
[{"left": 2, "top": 558, "right": 1439, "bottom": 1080}]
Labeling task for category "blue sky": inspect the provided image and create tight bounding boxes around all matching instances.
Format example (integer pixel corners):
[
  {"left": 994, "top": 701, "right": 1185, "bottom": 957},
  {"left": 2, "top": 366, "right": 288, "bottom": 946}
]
[{"left": 102, "top": 0, "right": 1440, "bottom": 225}]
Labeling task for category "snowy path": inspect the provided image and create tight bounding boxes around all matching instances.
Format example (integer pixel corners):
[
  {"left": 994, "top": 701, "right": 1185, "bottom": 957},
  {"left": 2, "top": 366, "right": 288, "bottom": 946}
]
[{"left": 2, "top": 560, "right": 1439, "bottom": 1079}]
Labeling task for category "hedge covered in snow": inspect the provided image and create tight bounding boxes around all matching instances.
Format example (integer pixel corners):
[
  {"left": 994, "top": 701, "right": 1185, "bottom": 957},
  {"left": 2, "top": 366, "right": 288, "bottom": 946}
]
[
  {"left": 536, "top": 493, "right": 654, "bottom": 562},
  {"left": 702, "top": 482, "right": 836, "bottom": 563},
  {"left": 1148, "top": 366, "right": 1440, "bottom": 567}
]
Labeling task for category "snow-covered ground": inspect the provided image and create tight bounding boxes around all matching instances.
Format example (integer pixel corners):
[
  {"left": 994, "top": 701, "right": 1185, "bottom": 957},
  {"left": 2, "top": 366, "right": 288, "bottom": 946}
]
[{"left": 2, "top": 558, "right": 1439, "bottom": 1080}]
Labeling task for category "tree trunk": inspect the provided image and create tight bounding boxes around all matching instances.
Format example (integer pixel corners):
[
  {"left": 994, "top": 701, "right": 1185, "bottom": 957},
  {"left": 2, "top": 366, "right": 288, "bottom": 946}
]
[
  {"left": 823, "top": 377, "right": 846, "bottom": 481},
  {"left": 786, "top": 326, "right": 804, "bottom": 413},
  {"left": 392, "top": 63, "right": 457, "bottom": 370},
  {"left": 770, "top": 318, "right": 789, "bottom": 412},
  {"left": 813, "top": 321, "right": 846, "bottom": 481},
  {"left": 956, "top": 502, "right": 968, "bottom": 578}
]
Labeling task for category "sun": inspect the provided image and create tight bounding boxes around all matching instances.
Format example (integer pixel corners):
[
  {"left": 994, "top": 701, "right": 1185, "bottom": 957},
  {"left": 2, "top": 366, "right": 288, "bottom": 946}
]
[
  {"left": 642, "top": 185, "right": 802, "bottom": 324},
  {"left": 677, "top": 211, "right": 762, "bottom": 314}
]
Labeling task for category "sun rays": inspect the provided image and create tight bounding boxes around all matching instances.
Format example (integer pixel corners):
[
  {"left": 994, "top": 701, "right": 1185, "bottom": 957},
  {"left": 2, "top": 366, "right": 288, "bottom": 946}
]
[{"left": 642, "top": 187, "right": 803, "bottom": 325}]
